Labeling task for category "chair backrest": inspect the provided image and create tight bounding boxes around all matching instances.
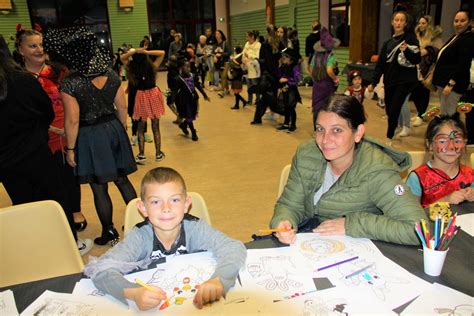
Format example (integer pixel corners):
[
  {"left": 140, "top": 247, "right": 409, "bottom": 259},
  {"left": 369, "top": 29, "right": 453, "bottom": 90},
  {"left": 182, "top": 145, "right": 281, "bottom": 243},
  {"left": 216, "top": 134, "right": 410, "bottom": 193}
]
[
  {"left": 0, "top": 201, "right": 84, "bottom": 287},
  {"left": 124, "top": 192, "right": 212, "bottom": 236},
  {"left": 278, "top": 164, "right": 291, "bottom": 198},
  {"left": 401, "top": 151, "right": 425, "bottom": 180},
  {"left": 470, "top": 153, "right": 474, "bottom": 169}
]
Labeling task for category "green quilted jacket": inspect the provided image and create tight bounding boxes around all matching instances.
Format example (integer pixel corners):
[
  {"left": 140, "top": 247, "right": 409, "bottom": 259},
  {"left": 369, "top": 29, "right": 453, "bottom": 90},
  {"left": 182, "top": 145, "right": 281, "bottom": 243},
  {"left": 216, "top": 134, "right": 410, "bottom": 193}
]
[{"left": 271, "top": 136, "right": 427, "bottom": 245}]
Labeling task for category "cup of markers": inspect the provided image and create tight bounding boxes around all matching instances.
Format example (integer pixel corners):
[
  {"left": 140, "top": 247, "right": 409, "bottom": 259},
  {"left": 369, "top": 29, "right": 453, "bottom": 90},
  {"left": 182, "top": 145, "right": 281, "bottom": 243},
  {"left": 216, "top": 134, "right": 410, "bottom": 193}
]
[{"left": 415, "top": 213, "right": 460, "bottom": 277}]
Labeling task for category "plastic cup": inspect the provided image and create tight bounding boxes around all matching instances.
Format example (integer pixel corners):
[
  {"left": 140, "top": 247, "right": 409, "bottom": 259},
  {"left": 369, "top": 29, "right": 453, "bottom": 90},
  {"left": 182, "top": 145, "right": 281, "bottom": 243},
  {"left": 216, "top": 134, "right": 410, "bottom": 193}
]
[{"left": 423, "top": 246, "right": 449, "bottom": 276}]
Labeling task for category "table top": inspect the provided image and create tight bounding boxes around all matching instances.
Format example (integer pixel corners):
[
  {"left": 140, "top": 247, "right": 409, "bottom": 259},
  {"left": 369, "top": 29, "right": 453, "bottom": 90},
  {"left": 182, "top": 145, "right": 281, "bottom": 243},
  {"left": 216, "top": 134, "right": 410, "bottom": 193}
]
[{"left": 3, "top": 203, "right": 472, "bottom": 313}]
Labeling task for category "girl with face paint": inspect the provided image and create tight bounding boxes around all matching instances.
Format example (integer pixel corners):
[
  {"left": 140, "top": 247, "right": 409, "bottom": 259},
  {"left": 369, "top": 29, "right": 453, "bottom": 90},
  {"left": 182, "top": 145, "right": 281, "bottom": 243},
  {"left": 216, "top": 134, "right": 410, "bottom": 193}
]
[{"left": 406, "top": 114, "right": 474, "bottom": 207}]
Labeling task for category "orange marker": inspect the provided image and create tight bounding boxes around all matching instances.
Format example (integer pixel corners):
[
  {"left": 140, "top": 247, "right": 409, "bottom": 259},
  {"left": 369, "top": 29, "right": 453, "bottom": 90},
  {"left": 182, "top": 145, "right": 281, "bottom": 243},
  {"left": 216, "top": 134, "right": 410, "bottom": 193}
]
[{"left": 259, "top": 228, "right": 292, "bottom": 233}]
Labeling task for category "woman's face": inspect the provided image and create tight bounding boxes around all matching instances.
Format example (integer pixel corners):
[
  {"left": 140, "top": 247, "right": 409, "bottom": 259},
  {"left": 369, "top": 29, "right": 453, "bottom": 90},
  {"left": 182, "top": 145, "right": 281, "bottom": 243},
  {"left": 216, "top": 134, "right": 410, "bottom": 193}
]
[
  {"left": 277, "top": 27, "right": 285, "bottom": 39},
  {"left": 246, "top": 33, "right": 255, "bottom": 43},
  {"left": 453, "top": 12, "right": 470, "bottom": 35},
  {"left": 417, "top": 17, "right": 428, "bottom": 31},
  {"left": 18, "top": 34, "right": 45, "bottom": 68},
  {"left": 314, "top": 111, "right": 364, "bottom": 167},
  {"left": 392, "top": 13, "right": 407, "bottom": 35},
  {"left": 174, "top": 35, "right": 181, "bottom": 43},
  {"left": 215, "top": 31, "right": 222, "bottom": 42}
]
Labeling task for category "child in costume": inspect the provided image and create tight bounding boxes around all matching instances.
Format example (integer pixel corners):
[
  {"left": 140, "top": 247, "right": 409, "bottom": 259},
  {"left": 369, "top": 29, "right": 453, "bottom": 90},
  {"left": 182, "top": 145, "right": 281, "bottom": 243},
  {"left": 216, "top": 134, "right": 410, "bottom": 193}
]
[
  {"left": 84, "top": 167, "right": 246, "bottom": 310},
  {"left": 276, "top": 47, "right": 301, "bottom": 132},
  {"left": 407, "top": 114, "right": 474, "bottom": 207},
  {"left": 344, "top": 70, "right": 373, "bottom": 104},
  {"left": 176, "top": 59, "right": 210, "bottom": 141},
  {"left": 229, "top": 46, "right": 247, "bottom": 110}
]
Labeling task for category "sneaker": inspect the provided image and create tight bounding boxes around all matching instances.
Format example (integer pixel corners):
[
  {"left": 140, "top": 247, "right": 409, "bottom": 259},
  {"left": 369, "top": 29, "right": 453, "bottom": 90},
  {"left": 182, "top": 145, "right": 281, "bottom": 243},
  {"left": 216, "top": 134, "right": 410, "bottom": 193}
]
[
  {"left": 77, "top": 238, "right": 93, "bottom": 256},
  {"left": 412, "top": 116, "right": 423, "bottom": 127},
  {"left": 288, "top": 126, "right": 297, "bottom": 132},
  {"left": 179, "top": 122, "right": 189, "bottom": 135},
  {"left": 144, "top": 134, "right": 153, "bottom": 143},
  {"left": 155, "top": 152, "right": 165, "bottom": 161},
  {"left": 218, "top": 91, "right": 225, "bottom": 98},
  {"left": 131, "top": 136, "right": 138, "bottom": 146},
  {"left": 398, "top": 126, "right": 410, "bottom": 137},
  {"left": 135, "top": 154, "right": 147, "bottom": 163},
  {"left": 192, "top": 134, "right": 199, "bottom": 141},
  {"left": 230, "top": 105, "right": 239, "bottom": 110},
  {"left": 385, "top": 138, "right": 393, "bottom": 147},
  {"left": 276, "top": 124, "right": 289, "bottom": 131}
]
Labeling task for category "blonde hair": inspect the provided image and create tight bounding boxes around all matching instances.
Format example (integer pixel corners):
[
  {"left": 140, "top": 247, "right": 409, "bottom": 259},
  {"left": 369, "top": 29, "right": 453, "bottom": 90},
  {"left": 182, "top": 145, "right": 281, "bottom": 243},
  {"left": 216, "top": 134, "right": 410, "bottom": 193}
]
[
  {"left": 140, "top": 167, "right": 187, "bottom": 200},
  {"left": 415, "top": 15, "right": 434, "bottom": 48}
]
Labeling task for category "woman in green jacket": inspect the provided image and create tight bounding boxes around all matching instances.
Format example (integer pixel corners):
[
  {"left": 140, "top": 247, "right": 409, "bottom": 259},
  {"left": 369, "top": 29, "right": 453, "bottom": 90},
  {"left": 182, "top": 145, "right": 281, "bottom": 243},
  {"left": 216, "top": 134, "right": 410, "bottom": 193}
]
[{"left": 271, "top": 95, "right": 426, "bottom": 245}]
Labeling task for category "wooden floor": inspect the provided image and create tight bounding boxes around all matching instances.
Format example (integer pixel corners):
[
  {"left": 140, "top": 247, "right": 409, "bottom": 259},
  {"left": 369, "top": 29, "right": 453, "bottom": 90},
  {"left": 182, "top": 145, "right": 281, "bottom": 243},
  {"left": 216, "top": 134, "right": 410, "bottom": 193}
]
[{"left": 1, "top": 74, "right": 472, "bottom": 262}]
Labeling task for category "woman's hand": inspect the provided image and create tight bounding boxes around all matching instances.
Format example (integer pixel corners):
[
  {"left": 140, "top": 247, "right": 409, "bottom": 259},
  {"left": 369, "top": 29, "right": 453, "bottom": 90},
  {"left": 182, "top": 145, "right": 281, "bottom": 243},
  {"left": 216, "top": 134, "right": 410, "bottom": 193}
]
[
  {"left": 49, "top": 126, "right": 65, "bottom": 136},
  {"left": 399, "top": 40, "right": 407, "bottom": 52},
  {"left": 443, "top": 85, "right": 453, "bottom": 96},
  {"left": 193, "top": 277, "right": 223, "bottom": 309},
  {"left": 66, "top": 150, "right": 77, "bottom": 168},
  {"left": 313, "top": 218, "right": 346, "bottom": 236},
  {"left": 279, "top": 77, "right": 288, "bottom": 83},
  {"left": 275, "top": 221, "right": 296, "bottom": 244}
]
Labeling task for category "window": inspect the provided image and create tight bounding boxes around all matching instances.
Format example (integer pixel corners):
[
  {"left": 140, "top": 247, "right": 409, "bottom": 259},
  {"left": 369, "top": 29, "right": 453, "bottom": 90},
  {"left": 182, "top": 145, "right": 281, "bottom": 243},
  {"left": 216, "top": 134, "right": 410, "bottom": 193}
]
[
  {"left": 147, "top": 0, "right": 215, "bottom": 53},
  {"left": 329, "top": 0, "right": 350, "bottom": 47},
  {"left": 28, "top": 0, "right": 111, "bottom": 50}
]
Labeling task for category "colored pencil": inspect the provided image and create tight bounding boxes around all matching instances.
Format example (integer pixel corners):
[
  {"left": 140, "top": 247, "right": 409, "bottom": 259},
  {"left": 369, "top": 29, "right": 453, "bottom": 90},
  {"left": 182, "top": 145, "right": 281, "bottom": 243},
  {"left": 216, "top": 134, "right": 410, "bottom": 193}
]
[
  {"left": 434, "top": 216, "right": 439, "bottom": 247},
  {"left": 135, "top": 278, "right": 161, "bottom": 293},
  {"left": 442, "top": 226, "right": 460, "bottom": 250},
  {"left": 344, "top": 263, "right": 374, "bottom": 279},
  {"left": 259, "top": 228, "right": 292, "bottom": 233},
  {"left": 415, "top": 224, "right": 427, "bottom": 248},
  {"left": 316, "top": 256, "right": 359, "bottom": 272}
]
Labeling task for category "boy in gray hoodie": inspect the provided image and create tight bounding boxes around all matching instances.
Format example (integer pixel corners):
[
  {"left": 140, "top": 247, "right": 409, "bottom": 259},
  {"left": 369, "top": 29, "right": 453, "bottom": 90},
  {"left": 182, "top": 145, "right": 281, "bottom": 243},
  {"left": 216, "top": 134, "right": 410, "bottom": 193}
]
[{"left": 85, "top": 167, "right": 246, "bottom": 310}]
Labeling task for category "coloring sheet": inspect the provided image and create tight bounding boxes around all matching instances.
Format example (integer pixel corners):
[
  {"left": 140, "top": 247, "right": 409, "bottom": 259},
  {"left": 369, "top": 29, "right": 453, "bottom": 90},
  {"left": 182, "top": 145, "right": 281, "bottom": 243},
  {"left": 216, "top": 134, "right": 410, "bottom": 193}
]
[
  {"left": 402, "top": 283, "right": 473, "bottom": 315},
  {"left": 73, "top": 251, "right": 217, "bottom": 314},
  {"left": 0, "top": 289, "right": 19, "bottom": 316},
  {"left": 456, "top": 213, "right": 474, "bottom": 237},
  {"left": 290, "top": 233, "right": 432, "bottom": 310},
  {"left": 20, "top": 290, "right": 130, "bottom": 316},
  {"left": 239, "top": 248, "right": 316, "bottom": 299}
]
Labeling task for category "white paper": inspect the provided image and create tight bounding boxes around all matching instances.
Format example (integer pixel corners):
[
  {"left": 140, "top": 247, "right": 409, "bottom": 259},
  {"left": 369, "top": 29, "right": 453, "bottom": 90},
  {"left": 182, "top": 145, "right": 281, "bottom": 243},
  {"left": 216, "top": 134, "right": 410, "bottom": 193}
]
[
  {"left": 20, "top": 290, "right": 130, "bottom": 316},
  {"left": 239, "top": 248, "right": 316, "bottom": 299},
  {"left": 456, "top": 213, "right": 474, "bottom": 237},
  {"left": 290, "top": 233, "right": 431, "bottom": 310},
  {"left": 402, "top": 283, "right": 473, "bottom": 315},
  {"left": 0, "top": 290, "right": 19, "bottom": 316}
]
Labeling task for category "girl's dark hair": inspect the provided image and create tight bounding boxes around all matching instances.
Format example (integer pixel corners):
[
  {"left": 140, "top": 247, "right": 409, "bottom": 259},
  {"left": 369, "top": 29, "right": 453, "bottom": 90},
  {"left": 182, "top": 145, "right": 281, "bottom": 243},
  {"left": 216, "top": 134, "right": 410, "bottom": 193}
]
[
  {"left": 317, "top": 95, "right": 367, "bottom": 130},
  {"left": 246, "top": 30, "right": 256, "bottom": 39},
  {"left": 235, "top": 46, "right": 243, "bottom": 54},
  {"left": 425, "top": 113, "right": 467, "bottom": 150},
  {"left": 127, "top": 53, "right": 156, "bottom": 87},
  {"left": 0, "top": 35, "right": 24, "bottom": 101},
  {"left": 216, "top": 29, "right": 226, "bottom": 42}
]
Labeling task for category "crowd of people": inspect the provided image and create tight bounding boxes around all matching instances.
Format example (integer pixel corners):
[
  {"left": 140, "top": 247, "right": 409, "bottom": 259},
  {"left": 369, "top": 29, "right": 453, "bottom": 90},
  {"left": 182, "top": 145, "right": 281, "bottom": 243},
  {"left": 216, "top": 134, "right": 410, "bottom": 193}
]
[{"left": 0, "top": 7, "right": 473, "bottom": 310}]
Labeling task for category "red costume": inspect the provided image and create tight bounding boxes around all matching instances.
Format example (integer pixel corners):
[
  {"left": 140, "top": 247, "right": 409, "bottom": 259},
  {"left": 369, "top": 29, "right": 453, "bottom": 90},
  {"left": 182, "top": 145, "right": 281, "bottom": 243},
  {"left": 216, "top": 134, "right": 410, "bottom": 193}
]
[
  {"left": 414, "top": 164, "right": 474, "bottom": 207},
  {"left": 346, "top": 85, "right": 367, "bottom": 104},
  {"left": 35, "top": 65, "right": 65, "bottom": 154}
]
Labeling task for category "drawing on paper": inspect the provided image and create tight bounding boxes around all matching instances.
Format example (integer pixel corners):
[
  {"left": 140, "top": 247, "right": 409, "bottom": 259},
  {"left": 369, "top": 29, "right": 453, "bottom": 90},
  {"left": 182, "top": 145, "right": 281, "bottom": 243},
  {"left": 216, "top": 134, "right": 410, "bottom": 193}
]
[
  {"left": 32, "top": 298, "right": 97, "bottom": 316},
  {"left": 88, "top": 290, "right": 105, "bottom": 297},
  {"left": 434, "top": 304, "right": 473, "bottom": 315},
  {"left": 302, "top": 297, "right": 349, "bottom": 316},
  {"left": 338, "top": 260, "right": 409, "bottom": 301},
  {"left": 298, "top": 237, "right": 375, "bottom": 262},
  {"left": 246, "top": 255, "right": 303, "bottom": 291}
]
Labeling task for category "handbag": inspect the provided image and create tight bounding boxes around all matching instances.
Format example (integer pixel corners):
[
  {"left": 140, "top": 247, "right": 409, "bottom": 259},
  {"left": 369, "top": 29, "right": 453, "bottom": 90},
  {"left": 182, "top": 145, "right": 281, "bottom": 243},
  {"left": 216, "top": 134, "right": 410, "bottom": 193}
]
[{"left": 422, "top": 65, "right": 437, "bottom": 92}]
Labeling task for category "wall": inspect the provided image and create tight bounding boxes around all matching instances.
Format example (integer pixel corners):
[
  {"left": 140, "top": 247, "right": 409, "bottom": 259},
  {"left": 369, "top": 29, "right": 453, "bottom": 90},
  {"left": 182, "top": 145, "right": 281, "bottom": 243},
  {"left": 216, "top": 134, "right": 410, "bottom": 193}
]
[
  {"left": 230, "top": 0, "right": 289, "bottom": 16},
  {"left": 106, "top": 1, "right": 149, "bottom": 51},
  {"left": 439, "top": 0, "right": 460, "bottom": 42},
  {"left": 215, "top": 0, "right": 228, "bottom": 37},
  {"left": 0, "top": 0, "right": 31, "bottom": 52}
]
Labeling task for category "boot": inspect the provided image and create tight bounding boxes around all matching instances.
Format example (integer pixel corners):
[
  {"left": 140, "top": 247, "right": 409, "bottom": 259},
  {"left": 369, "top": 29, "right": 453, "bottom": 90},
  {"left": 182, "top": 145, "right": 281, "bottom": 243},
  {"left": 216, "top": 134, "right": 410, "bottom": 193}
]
[{"left": 94, "top": 225, "right": 120, "bottom": 246}]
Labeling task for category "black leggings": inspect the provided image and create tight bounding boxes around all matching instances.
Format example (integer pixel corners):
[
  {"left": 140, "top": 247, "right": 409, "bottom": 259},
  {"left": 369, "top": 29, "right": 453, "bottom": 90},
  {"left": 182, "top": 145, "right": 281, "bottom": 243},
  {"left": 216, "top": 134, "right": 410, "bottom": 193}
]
[
  {"left": 137, "top": 118, "right": 161, "bottom": 155},
  {"left": 410, "top": 82, "right": 430, "bottom": 118},
  {"left": 131, "top": 119, "right": 147, "bottom": 137},
  {"left": 90, "top": 176, "right": 136, "bottom": 231}
]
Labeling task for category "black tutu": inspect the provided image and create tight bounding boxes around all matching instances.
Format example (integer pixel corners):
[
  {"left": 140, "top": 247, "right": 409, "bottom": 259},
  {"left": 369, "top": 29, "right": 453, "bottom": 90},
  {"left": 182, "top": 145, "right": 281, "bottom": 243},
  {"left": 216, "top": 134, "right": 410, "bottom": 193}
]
[{"left": 75, "top": 116, "right": 137, "bottom": 184}]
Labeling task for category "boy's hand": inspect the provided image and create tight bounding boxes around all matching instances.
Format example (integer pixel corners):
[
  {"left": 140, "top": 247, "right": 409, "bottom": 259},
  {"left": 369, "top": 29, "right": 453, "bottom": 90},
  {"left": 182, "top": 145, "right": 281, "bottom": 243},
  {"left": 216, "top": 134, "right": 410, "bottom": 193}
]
[
  {"left": 279, "top": 77, "right": 288, "bottom": 83},
  {"left": 193, "top": 277, "right": 223, "bottom": 309},
  {"left": 124, "top": 286, "right": 167, "bottom": 311}
]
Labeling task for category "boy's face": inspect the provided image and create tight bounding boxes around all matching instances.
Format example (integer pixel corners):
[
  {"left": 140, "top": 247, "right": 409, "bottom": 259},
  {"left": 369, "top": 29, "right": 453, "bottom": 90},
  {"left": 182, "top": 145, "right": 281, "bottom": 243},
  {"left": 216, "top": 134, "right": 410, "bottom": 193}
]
[
  {"left": 282, "top": 55, "right": 292, "bottom": 65},
  {"left": 137, "top": 181, "right": 191, "bottom": 236},
  {"left": 352, "top": 76, "right": 362, "bottom": 87},
  {"left": 182, "top": 62, "right": 191, "bottom": 75}
]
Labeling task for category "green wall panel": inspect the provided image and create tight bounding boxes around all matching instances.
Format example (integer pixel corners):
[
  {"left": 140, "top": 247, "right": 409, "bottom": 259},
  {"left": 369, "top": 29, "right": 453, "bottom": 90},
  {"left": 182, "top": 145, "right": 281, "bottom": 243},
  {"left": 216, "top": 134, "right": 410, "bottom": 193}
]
[
  {"left": 334, "top": 47, "right": 349, "bottom": 91},
  {"left": 275, "top": 5, "right": 289, "bottom": 29},
  {"left": 295, "top": 0, "right": 319, "bottom": 64},
  {"left": 0, "top": 0, "right": 31, "bottom": 52},
  {"left": 107, "top": 1, "right": 149, "bottom": 52},
  {"left": 229, "top": 9, "right": 266, "bottom": 49}
]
